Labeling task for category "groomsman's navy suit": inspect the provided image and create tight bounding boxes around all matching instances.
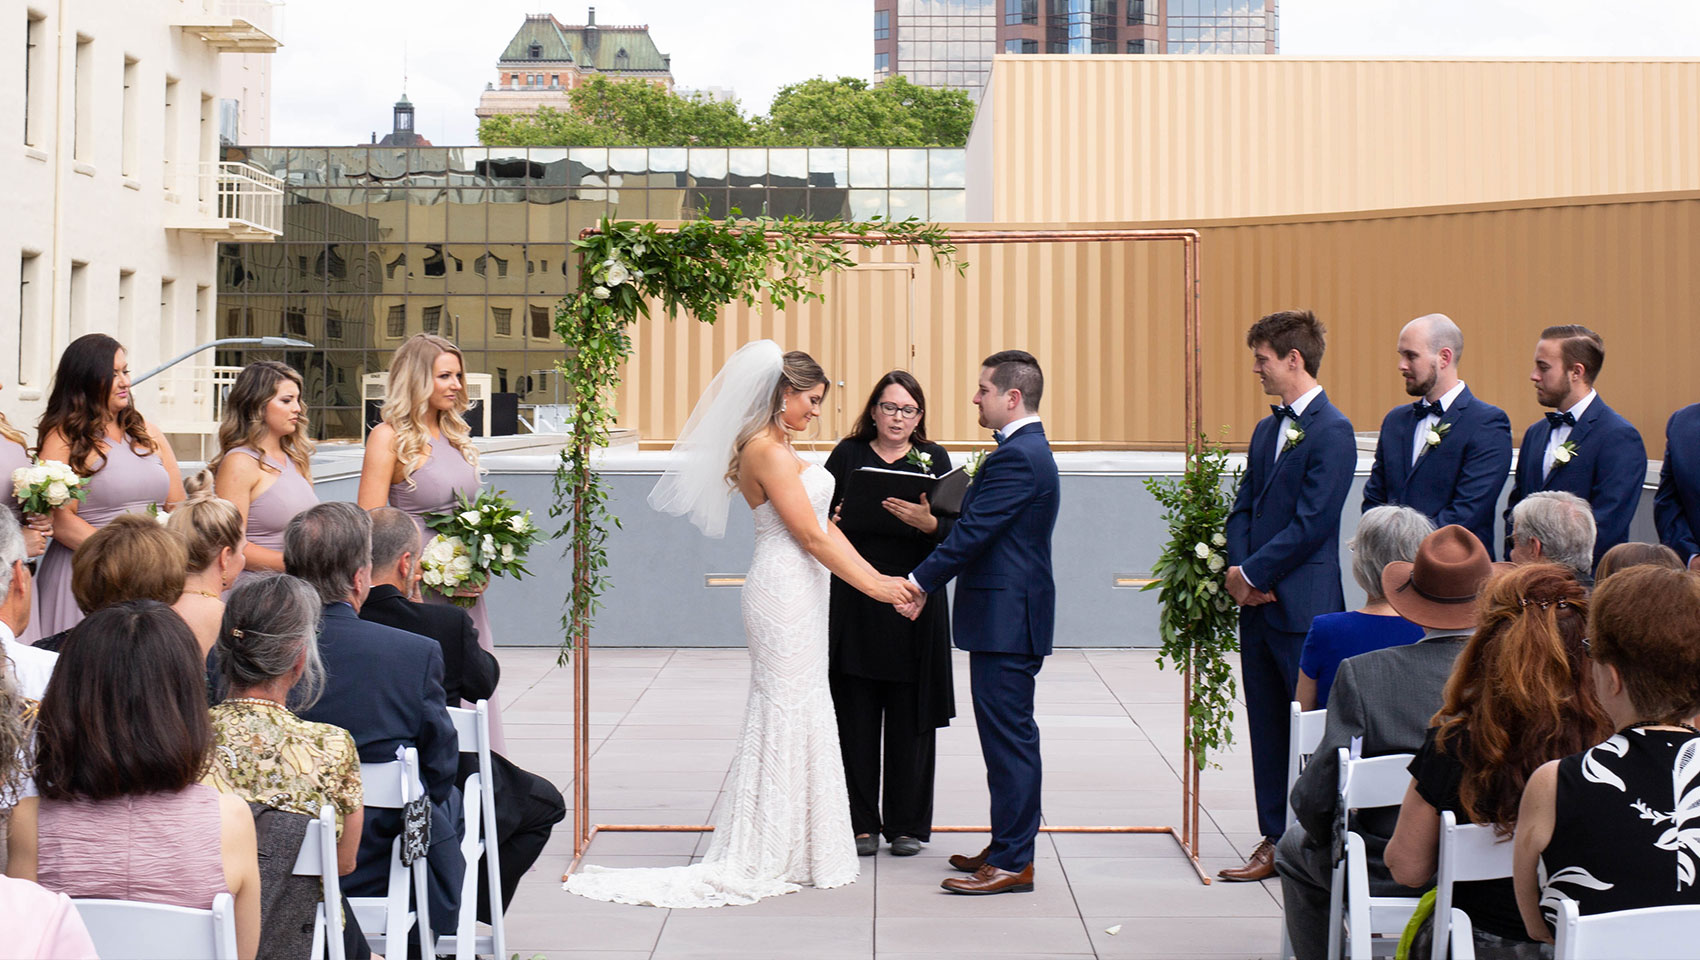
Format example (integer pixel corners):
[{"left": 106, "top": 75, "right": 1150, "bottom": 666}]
[
  {"left": 1226, "top": 391, "right": 1356, "bottom": 841},
  {"left": 912, "top": 420, "right": 1059, "bottom": 873},
  {"left": 1362, "top": 386, "right": 1513, "bottom": 557},
  {"left": 1655, "top": 402, "right": 1700, "bottom": 564},
  {"left": 1503, "top": 395, "right": 1646, "bottom": 568}
]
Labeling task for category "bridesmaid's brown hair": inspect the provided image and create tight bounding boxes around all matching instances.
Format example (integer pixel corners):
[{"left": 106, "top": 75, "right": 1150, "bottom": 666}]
[{"left": 35, "top": 333, "right": 154, "bottom": 476}]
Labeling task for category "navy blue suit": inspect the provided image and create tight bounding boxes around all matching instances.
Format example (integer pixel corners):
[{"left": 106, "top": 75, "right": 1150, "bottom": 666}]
[
  {"left": 912, "top": 421, "right": 1059, "bottom": 871},
  {"left": 1655, "top": 402, "right": 1700, "bottom": 564},
  {"left": 299, "top": 602, "right": 464, "bottom": 934},
  {"left": 1504, "top": 396, "right": 1647, "bottom": 568},
  {"left": 1226, "top": 392, "right": 1356, "bottom": 839},
  {"left": 1361, "top": 386, "right": 1513, "bottom": 557}
]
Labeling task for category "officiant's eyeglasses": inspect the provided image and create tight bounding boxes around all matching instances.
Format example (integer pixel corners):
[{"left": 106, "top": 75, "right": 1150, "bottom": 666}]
[{"left": 877, "top": 402, "right": 922, "bottom": 419}]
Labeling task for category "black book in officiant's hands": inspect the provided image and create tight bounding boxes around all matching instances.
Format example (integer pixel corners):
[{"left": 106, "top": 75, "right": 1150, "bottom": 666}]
[{"left": 838, "top": 465, "right": 971, "bottom": 537}]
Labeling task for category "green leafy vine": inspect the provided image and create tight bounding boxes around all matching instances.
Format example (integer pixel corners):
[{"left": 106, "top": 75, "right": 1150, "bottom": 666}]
[
  {"left": 1143, "top": 434, "right": 1243, "bottom": 769},
  {"left": 551, "top": 214, "right": 964, "bottom": 665}
]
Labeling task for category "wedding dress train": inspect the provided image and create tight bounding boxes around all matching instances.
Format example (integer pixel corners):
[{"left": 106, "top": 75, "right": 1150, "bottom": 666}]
[{"left": 564, "top": 464, "right": 859, "bottom": 907}]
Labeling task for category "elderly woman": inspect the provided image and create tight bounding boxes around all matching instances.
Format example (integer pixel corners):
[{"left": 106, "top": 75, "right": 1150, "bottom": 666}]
[
  {"left": 33, "top": 513, "right": 187, "bottom": 653},
  {"left": 1295, "top": 505, "right": 1434, "bottom": 709}
]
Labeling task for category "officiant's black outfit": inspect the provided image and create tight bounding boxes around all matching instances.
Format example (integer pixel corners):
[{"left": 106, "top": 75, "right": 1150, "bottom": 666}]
[{"left": 825, "top": 438, "right": 956, "bottom": 843}]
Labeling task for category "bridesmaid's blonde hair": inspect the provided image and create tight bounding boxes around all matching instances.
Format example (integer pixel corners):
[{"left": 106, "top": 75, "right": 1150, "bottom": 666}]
[
  {"left": 168, "top": 470, "right": 245, "bottom": 574},
  {"left": 0, "top": 411, "right": 26, "bottom": 450},
  {"left": 382, "top": 333, "right": 479, "bottom": 487}
]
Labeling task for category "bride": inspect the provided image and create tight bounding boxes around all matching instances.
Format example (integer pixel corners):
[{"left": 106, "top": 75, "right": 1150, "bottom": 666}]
[{"left": 564, "top": 341, "right": 920, "bottom": 908}]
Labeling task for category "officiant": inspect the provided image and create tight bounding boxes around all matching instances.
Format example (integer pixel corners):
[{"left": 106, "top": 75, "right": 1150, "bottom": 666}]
[{"left": 824, "top": 370, "right": 957, "bottom": 858}]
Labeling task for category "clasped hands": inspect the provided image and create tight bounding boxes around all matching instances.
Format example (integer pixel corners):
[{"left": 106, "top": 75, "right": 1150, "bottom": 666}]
[
  {"left": 1225, "top": 565, "right": 1277, "bottom": 607},
  {"left": 880, "top": 577, "right": 927, "bottom": 621}
]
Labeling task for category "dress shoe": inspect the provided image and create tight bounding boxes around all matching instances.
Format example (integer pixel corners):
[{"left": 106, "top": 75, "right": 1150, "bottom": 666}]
[
  {"left": 947, "top": 845, "right": 990, "bottom": 873},
  {"left": 889, "top": 836, "right": 923, "bottom": 857},
  {"left": 856, "top": 834, "right": 879, "bottom": 857},
  {"left": 1217, "top": 837, "right": 1277, "bottom": 882},
  {"left": 941, "top": 862, "right": 1034, "bottom": 895}
]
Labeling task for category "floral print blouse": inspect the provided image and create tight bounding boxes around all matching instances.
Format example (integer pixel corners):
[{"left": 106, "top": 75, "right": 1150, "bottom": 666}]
[{"left": 203, "top": 699, "right": 362, "bottom": 835}]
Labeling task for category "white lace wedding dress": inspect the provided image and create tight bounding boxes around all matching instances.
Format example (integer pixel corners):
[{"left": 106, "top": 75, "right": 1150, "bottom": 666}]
[{"left": 565, "top": 464, "right": 860, "bottom": 907}]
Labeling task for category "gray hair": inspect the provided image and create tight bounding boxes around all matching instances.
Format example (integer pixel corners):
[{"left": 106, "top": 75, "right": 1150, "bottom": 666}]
[
  {"left": 0, "top": 510, "right": 24, "bottom": 598},
  {"left": 1407, "top": 312, "right": 1464, "bottom": 363},
  {"left": 1351, "top": 506, "right": 1437, "bottom": 600},
  {"left": 284, "top": 502, "right": 373, "bottom": 605},
  {"left": 1512, "top": 491, "right": 1597, "bottom": 580},
  {"left": 218, "top": 574, "right": 326, "bottom": 709},
  {"left": 369, "top": 506, "right": 420, "bottom": 574}
]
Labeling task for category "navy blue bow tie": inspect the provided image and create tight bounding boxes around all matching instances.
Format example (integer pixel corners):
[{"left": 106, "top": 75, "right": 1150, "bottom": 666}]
[
  {"left": 1413, "top": 399, "right": 1444, "bottom": 419},
  {"left": 1545, "top": 410, "right": 1577, "bottom": 428},
  {"left": 992, "top": 430, "right": 1007, "bottom": 445},
  {"left": 1270, "top": 404, "right": 1297, "bottom": 421}
]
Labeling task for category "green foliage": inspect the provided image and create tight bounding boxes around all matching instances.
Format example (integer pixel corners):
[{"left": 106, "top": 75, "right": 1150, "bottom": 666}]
[
  {"left": 551, "top": 215, "right": 964, "bottom": 664},
  {"left": 478, "top": 74, "right": 976, "bottom": 148},
  {"left": 1143, "top": 435, "right": 1243, "bottom": 770}
]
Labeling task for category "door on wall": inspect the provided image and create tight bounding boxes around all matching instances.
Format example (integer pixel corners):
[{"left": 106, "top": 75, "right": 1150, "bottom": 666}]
[{"left": 824, "top": 262, "right": 915, "bottom": 440}]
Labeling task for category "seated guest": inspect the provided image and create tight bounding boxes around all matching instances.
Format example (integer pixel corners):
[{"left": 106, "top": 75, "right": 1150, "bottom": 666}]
[
  {"left": 169, "top": 470, "right": 249, "bottom": 660},
  {"left": 284, "top": 502, "right": 463, "bottom": 936},
  {"left": 33, "top": 514, "right": 186, "bottom": 652},
  {"left": 0, "top": 511, "right": 52, "bottom": 702},
  {"left": 0, "top": 874, "right": 99, "bottom": 959},
  {"left": 5, "top": 601, "right": 261, "bottom": 960},
  {"left": 1275, "top": 525, "right": 1506, "bottom": 960},
  {"left": 1593, "top": 541, "right": 1684, "bottom": 583},
  {"left": 1514, "top": 565, "right": 1700, "bottom": 940},
  {"left": 361, "top": 506, "right": 563, "bottom": 920},
  {"left": 204, "top": 574, "right": 369, "bottom": 960},
  {"left": 1508, "top": 491, "right": 1596, "bottom": 584},
  {"left": 1295, "top": 505, "right": 1431, "bottom": 709},
  {"left": 1385, "top": 564, "right": 1612, "bottom": 958}
]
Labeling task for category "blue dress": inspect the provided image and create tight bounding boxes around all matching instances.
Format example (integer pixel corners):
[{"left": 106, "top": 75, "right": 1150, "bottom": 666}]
[{"left": 1298, "top": 610, "right": 1424, "bottom": 708}]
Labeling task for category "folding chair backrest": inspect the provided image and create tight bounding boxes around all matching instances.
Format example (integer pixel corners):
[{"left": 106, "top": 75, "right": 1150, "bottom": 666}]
[
  {"left": 292, "top": 805, "right": 348, "bottom": 960},
  {"left": 1431, "top": 810, "right": 1513, "bottom": 960},
  {"left": 1338, "top": 748, "right": 1414, "bottom": 811},
  {"left": 349, "top": 746, "right": 432, "bottom": 958},
  {"left": 1329, "top": 749, "right": 1420, "bottom": 960},
  {"left": 437, "top": 701, "right": 504, "bottom": 960},
  {"left": 1554, "top": 900, "right": 1700, "bottom": 959},
  {"left": 1285, "top": 702, "right": 1328, "bottom": 830},
  {"left": 74, "top": 892, "right": 239, "bottom": 960}
]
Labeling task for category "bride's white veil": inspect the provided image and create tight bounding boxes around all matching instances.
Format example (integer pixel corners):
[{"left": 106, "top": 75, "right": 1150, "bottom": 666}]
[{"left": 647, "top": 339, "right": 784, "bottom": 538}]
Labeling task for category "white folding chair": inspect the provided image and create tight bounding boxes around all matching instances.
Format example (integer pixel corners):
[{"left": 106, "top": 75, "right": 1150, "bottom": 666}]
[
  {"left": 350, "top": 745, "right": 435, "bottom": 958},
  {"left": 74, "top": 892, "right": 239, "bottom": 960},
  {"left": 1429, "top": 810, "right": 1513, "bottom": 960},
  {"left": 437, "top": 701, "right": 506, "bottom": 960},
  {"left": 1447, "top": 908, "right": 1477, "bottom": 960},
  {"left": 1326, "top": 748, "right": 1420, "bottom": 960},
  {"left": 1554, "top": 899, "right": 1700, "bottom": 959},
  {"left": 1278, "top": 702, "right": 1329, "bottom": 960},
  {"left": 293, "top": 804, "right": 348, "bottom": 960}
]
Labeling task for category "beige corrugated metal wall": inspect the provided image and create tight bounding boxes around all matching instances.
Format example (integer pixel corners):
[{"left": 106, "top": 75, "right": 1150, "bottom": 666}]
[
  {"left": 978, "top": 56, "right": 1700, "bottom": 223},
  {"left": 614, "top": 191, "right": 1700, "bottom": 449}
]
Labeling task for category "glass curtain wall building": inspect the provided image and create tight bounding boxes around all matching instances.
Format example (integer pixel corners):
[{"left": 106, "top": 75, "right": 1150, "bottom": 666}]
[{"left": 216, "top": 145, "right": 967, "bottom": 438}]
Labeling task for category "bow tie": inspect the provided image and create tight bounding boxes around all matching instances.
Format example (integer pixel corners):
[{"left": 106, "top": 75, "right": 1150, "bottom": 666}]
[
  {"left": 992, "top": 430, "right": 1007, "bottom": 445},
  {"left": 1413, "top": 399, "right": 1444, "bottom": 419},
  {"left": 1270, "top": 404, "right": 1298, "bottom": 422},
  {"left": 1545, "top": 410, "right": 1577, "bottom": 428}
]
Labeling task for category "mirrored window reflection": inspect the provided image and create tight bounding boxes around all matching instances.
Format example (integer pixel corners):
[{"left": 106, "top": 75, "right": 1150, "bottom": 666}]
[
  {"left": 769, "top": 149, "right": 807, "bottom": 186},
  {"left": 648, "top": 147, "right": 687, "bottom": 186},
  {"left": 728, "top": 148, "right": 767, "bottom": 184},
  {"left": 688, "top": 148, "right": 729, "bottom": 186},
  {"left": 848, "top": 190, "right": 890, "bottom": 220},
  {"left": 889, "top": 150, "right": 929, "bottom": 188},
  {"left": 848, "top": 149, "right": 888, "bottom": 188},
  {"left": 929, "top": 189, "right": 967, "bottom": 221},
  {"left": 929, "top": 149, "right": 967, "bottom": 188},
  {"left": 808, "top": 148, "right": 849, "bottom": 189},
  {"left": 888, "top": 190, "right": 929, "bottom": 220}
]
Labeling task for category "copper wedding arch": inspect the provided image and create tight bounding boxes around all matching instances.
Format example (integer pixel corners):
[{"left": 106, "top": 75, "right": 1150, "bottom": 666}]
[{"left": 562, "top": 226, "right": 1210, "bottom": 885}]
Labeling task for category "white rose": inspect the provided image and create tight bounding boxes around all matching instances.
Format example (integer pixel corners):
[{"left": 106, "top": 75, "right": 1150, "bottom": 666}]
[
  {"left": 1204, "top": 580, "right": 1219, "bottom": 595},
  {"left": 45, "top": 481, "right": 68, "bottom": 505},
  {"left": 592, "top": 285, "right": 611, "bottom": 300},
  {"left": 459, "top": 509, "right": 481, "bottom": 527},
  {"left": 631, "top": 243, "right": 646, "bottom": 258},
  {"left": 481, "top": 534, "right": 497, "bottom": 556},
  {"left": 508, "top": 514, "right": 530, "bottom": 534},
  {"left": 1194, "top": 542, "right": 1211, "bottom": 559},
  {"left": 1207, "top": 553, "right": 1225, "bottom": 573},
  {"left": 155, "top": 508, "right": 171, "bottom": 525},
  {"left": 1552, "top": 446, "right": 1573, "bottom": 464},
  {"left": 1286, "top": 427, "right": 1301, "bottom": 443},
  {"left": 1211, "top": 532, "right": 1226, "bottom": 547},
  {"left": 501, "top": 544, "right": 515, "bottom": 563},
  {"left": 28, "top": 465, "right": 50, "bottom": 487},
  {"left": 1426, "top": 429, "right": 1442, "bottom": 446},
  {"left": 603, "top": 260, "right": 633, "bottom": 286},
  {"left": 449, "top": 555, "right": 474, "bottom": 577},
  {"left": 423, "top": 568, "right": 443, "bottom": 587}
]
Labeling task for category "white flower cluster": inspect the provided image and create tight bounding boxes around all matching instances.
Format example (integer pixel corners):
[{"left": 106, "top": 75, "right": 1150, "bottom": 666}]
[
  {"left": 12, "top": 459, "right": 85, "bottom": 512},
  {"left": 1193, "top": 533, "right": 1227, "bottom": 573},
  {"left": 420, "top": 534, "right": 476, "bottom": 590},
  {"left": 591, "top": 257, "right": 637, "bottom": 301}
]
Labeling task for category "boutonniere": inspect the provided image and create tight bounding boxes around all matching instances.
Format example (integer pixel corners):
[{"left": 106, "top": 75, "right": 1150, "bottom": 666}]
[
  {"left": 1282, "top": 425, "right": 1305, "bottom": 453},
  {"left": 1424, "top": 422, "right": 1452, "bottom": 450},
  {"left": 963, "top": 450, "right": 988, "bottom": 480},
  {"left": 1552, "top": 439, "right": 1579, "bottom": 466},
  {"left": 904, "top": 447, "right": 933, "bottom": 471}
]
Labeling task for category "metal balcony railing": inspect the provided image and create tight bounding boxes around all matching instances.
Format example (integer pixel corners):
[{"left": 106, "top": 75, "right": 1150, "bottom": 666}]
[{"left": 167, "top": 161, "right": 285, "bottom": 240}]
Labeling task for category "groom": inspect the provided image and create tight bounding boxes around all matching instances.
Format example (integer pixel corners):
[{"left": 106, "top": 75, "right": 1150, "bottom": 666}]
[{"left": 900, "top": 350, "right": 1060, "bottom": 895}]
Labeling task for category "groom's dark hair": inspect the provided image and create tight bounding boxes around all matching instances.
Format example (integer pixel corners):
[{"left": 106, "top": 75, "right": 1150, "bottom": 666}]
[{"left": 982, "top": 350, "right": 1043, "bottom": 412}]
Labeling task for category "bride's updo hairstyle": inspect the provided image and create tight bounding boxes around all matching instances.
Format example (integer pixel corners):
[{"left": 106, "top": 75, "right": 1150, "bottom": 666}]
[
  {"left": 383, "top": 333, "right": 479, "bottom": 487},
  {"left": 167, "top": 470, "right": 245, "bottom": 575},
  {"left": 726, "top": 350, "right": 828, "bottom": 485}
]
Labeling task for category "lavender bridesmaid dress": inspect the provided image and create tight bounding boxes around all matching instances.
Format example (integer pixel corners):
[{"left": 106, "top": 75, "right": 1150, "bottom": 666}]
[
  {"left": 228, "top": 447, "right": 318, "bottom": 591},
  {"left": 34, "top": 442, "right": 170, "bottom": 636},
  {"left": 387, "top": 432, "right": 506, "bottom": 750},
  {"left": 0, "top": 436, "right": 43, "bottom": 643}
]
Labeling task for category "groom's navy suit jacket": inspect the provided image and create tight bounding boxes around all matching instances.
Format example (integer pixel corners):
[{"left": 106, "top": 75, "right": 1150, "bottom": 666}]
[
  {"left": 912, "top": 422, "right": 1059, "bottom": 655},
  {"left": 1504, "top": 395, "right": 1646, "bottom": 568},
  {"left": 1654, "top": 402, "right": 1700, "bottom": 564},
  {"left": 1361, "top": 387, "right": 1513, "bottom": 558}
]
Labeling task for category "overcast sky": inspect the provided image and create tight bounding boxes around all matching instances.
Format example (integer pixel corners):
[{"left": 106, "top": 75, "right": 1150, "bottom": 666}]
[{"left": 271, "top": 0, "right": 1700, "bottom": 147}]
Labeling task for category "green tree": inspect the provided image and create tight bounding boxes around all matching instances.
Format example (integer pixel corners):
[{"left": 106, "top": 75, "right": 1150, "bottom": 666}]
[
  {"left": 759, "top": 76, "right": 974, "bottom": 147},
  {"left": 478, "top": 75, "right": 756, "bottom": 146}
]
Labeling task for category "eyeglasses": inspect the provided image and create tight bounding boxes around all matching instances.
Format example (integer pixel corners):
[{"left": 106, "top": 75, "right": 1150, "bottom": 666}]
[{"left": 876, "top": 401, "right": 921, "bottom": 419}]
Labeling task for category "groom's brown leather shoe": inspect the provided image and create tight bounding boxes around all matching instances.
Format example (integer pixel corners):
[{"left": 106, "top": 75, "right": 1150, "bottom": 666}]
[
  {"left": 947, "top": 846, "right": 990, "bottom": 873},
  {"left": 1216, "top": 837, "right": 1277, "bottom": 882},
  {"left": 941, "top": 862, "right": 1034, "bottom": 895}
]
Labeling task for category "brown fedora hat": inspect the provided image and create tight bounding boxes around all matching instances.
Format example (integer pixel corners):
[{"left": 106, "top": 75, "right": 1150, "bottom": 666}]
[{"left": 1382, "top": 525, "right": 1514, "bottom": 630}]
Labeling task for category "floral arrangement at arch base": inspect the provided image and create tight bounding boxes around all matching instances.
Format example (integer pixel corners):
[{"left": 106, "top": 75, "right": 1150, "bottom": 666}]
[
  {"left": 550, "top": 213, "right": 964, "bottom": 664},
  {"left": 1143, "top": 433, "right": 1242, "bottom": 770}
]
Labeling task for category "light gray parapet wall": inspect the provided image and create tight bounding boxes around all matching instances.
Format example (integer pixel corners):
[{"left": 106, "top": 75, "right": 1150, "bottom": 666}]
[{"left": 300, "top": 447, "right": 1662, "bottom": 648}]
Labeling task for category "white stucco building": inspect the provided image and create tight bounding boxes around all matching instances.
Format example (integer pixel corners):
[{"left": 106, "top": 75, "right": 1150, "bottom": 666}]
[{"left": 1, "top": 0, "right": 281, "bottom": 448}]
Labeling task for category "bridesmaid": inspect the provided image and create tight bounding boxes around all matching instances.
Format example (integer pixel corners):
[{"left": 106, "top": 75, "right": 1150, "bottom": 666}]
[
  {"left": 357, "top": 333, "right": 505, "bottom": 749},
  {"left": 34, "top": 334, "right": 184, "bottom": 636},
  {"left": 0, "top": 378, "right": 51, "bottom": 643},
  {"left": 212, "top": 361, "right": 317, "bottom": 590}
]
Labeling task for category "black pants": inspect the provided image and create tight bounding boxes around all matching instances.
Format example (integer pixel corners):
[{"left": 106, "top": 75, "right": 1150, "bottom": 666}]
[
  {"left": 830, "top": 671, "right": 937, "bottom": 842},
  {"left": 459, "top": 750, "right": 567, "bottom": 923}
]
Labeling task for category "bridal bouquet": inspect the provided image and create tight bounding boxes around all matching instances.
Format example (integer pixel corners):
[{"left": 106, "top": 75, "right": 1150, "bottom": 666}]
[
  {"left": 11, "top": 460, "right": 87, "bottom": 515},
  {"left": 420, "top": 489, "right": 545, "bottom": 607}
]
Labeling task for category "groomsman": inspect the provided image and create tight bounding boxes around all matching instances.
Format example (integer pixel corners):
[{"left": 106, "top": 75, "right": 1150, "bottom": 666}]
[
  {"left": 1222, "top": 310, "right": 1356, "bottom": 882},
  {"left": 1363, "top": 314, "right": 1513, "bottom": 556},
  {"left": 1503, "top": 325, "right": 1646, "bottom": 569},
  {"left": 1654, "top": 402, "right": 1700, "bottom": 570}
]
